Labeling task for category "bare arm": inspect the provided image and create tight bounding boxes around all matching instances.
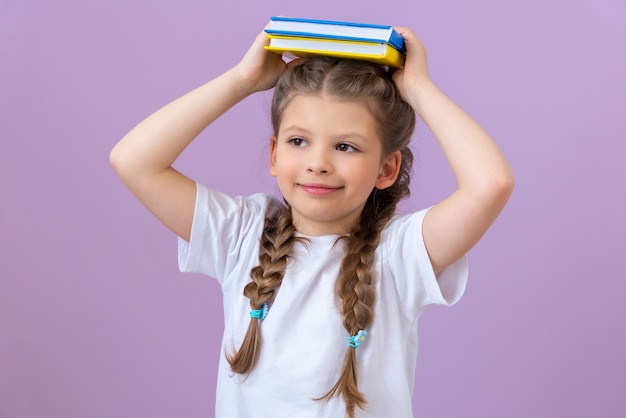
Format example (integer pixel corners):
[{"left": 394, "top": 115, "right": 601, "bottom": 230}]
[
  {"left": 110, "top": 30, "right": 287, "bottom": 241},
  {"left": 393, "top": 28, "right": 515, "bottom": 274}
]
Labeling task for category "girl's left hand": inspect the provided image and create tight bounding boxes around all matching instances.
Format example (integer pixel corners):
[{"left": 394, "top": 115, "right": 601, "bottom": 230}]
[{"left": 392, "top": 27, "right": 432, "bottom": 108}]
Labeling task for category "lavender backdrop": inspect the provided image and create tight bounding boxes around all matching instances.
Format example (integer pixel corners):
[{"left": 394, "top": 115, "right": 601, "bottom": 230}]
[{"left": 1, "top": 0, "right": 625, "bottom": 417}]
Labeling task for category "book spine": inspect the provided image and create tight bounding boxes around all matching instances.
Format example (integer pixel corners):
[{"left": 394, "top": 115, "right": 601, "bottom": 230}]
[{"left": 387, "top": 30, "right": 406, "bottom": 54}]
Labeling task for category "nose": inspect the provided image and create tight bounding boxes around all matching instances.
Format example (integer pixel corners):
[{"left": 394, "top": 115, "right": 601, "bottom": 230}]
[{"left": 306, "top": 148, "right": 333, "bottom": 175}]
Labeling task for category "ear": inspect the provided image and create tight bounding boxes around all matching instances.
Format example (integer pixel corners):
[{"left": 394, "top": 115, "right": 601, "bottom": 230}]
[
  {"left": 269, "top": 136, "right": 277, "bottom": 177},
  {"left": 375, "top": 151, "right": 402, "bottom": 190}
]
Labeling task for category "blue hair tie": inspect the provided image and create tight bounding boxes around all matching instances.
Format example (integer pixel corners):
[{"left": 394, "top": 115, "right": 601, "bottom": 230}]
[
  {"left": 250, "top": 303, "right": 269, "bottom": 320},
  {"left": 348, "top": 330, "right": 368, "bottom": 348}
]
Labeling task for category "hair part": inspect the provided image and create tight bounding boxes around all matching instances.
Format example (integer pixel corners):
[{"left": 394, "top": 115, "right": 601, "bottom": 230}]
[{"left": 229, "top": 56, "right": 416, "bottom": 418}]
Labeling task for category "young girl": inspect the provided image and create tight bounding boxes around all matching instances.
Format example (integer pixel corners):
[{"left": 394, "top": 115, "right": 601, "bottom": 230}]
[{"left": 111, "top": 25, "right": 513, "bottom": 418}]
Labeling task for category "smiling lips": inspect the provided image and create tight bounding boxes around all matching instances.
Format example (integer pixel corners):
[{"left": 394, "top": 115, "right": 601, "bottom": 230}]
[{"left": 298, "top": 183, "right": 342, "bottom": 196}]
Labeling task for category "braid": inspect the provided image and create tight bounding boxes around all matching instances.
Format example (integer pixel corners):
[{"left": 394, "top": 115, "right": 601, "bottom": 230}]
[
  {"left": 226, "top": 206, "right": 303, "bottom": 373},
  {"left": 316, "top": 190, "right": 399, "bottom": 417}
]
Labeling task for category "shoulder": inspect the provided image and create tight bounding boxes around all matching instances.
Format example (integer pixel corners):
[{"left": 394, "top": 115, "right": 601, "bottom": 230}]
[
  {"left": 382, "top": 207, "right": 430, "bottom": 242},
  {"left": 179, "top": 186, "right": 286, "bottom": 279},
  {"left": 377, "top": 208, "right": 433, "bottom": 283},
  {"left": 194, "top": 183, "right": 285, "bottom": 221},
  {"left": 377, "top": 207, "right": 468, "bottom": 313},
  {"left": 189, "top": 183, "right": 287, "bottom": 251}
]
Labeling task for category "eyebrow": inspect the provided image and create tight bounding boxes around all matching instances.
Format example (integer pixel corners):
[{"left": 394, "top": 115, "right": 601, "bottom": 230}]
[
  {"left": 279, "top": 125, "right": 311, "bottom": 135},
  {"left": 280, "top": 125, "right": 372, "bottom": 143}
]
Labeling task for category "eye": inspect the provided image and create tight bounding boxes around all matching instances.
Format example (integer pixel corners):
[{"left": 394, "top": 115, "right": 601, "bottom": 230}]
[
  {"left": 288, "top": 137, "right": 307, "bottom": 147},
  {"left": 336, "top": 143, "right": 358, "bottom": 152}
]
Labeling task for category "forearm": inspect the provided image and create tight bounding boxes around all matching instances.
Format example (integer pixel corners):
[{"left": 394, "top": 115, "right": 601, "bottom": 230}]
[
  {"left": 108, "top": 28, "right": 284, "bottom": 241},
  {"left": 391, "top": 27, "right": 514, "bottom": 271},
  {"left": 110, "top": 68, "right": 253, "bottom": 176}
]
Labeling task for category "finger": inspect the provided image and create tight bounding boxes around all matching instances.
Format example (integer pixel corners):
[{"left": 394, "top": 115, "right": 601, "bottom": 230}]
[
  {"left": 395, "top": 28, "right": 427, "bottom": 68},
  {"left": 394, "top": 27, "right": 416, "bottom": 39},
  {"left": 255, "top": 29, "right": 271, "bottom": 47},
  {"left": 394, "top": 27, "right": 421, "bottom": 52},
  {"left": 286, "top": 57, "right": 306, "bottom": 68}
]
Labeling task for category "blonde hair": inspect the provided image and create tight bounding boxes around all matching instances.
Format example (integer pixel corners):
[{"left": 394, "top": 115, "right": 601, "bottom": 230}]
[{"left": 227, "top": 56, "right": 416, "bottom": 417}]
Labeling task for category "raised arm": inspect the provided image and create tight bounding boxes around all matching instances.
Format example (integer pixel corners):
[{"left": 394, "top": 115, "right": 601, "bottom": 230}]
[
  {"left": 110, "top": 30, "right": 286, "bottom": 241},
  {"left": 393, "top": 28, "right": 515, "bottom": 274}
]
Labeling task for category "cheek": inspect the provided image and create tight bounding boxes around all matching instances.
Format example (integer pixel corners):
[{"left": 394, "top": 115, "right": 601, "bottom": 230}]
[
  {"left": 343, "top": 160, "right": 380, "bottom": 184},
  {"left": 272, "top": 152, "right": 297, "bottom": 177}
]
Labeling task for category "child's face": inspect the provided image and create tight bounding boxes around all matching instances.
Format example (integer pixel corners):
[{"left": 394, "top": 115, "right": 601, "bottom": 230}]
[{"left": 270, "top": 94, "right": 400, "bottom": 236}]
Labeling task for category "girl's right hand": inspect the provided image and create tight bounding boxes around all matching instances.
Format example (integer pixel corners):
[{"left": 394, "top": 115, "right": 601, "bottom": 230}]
[
  {"left": 391, "top": 27, "right": 432, "bottom": 111},
  {"left": 233, "top": 28, "right": 288, "bottom": 94}
]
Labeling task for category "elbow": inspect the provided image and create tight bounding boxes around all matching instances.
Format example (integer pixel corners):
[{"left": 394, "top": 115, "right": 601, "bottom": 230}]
[
  {"left": 109, "top": 144, "right": 120, "bottom": 171},
  {"left": 109, "top": 143, "right": 125, "bottom": 175},
  {"left": 109, "top": 140, "right": 136, "bottom": 180},
  {"left": 501, "top": 167, "right": 515, "bottom": 197},
  {"left": 489, "top": 167, "right": 515, "bottom": 208},
  {"left": 465, "top": 167, "right": 514, "bottom": 211}
]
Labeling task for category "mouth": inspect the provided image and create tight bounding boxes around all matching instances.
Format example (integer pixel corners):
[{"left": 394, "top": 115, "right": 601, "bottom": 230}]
[{"left": 298, "top": 183, "right": 342, "bottom": 196}]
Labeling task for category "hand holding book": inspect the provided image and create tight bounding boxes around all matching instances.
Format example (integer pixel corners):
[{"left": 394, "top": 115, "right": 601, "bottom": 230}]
[
  {"left": 233, "top": 29, "right": 289, "bottom": 94},
  {"left": 390, "top": 27, "right": 433, "bottom": 110}
]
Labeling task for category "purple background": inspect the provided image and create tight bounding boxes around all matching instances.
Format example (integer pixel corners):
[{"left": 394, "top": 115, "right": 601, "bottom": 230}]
[{"left": 2, "top": 0, "right": 625, "bottom": 417}]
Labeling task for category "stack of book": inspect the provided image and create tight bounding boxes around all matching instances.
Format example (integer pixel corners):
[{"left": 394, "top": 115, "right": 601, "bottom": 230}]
[{"left": 264, "top": 17, "right": 406, "bottom": 68}]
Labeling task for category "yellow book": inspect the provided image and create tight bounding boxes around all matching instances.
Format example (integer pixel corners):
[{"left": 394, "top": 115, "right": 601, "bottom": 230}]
[{"left": 265, "top": 35, "right": 405, "bottom": 68}]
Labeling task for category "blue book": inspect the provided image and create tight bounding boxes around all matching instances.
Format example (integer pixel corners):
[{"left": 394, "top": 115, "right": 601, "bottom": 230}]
[{"left": 265, "top": 16, "right": 405, "bottom": 54}]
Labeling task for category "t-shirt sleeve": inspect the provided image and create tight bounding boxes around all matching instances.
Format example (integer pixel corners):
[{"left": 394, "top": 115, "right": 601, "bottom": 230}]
[
  {"left": 384, "top": 208, "right": 468, "bottom": 316},
  {"left": 177, "top": 182, "right": 280, "bottom": 284}
]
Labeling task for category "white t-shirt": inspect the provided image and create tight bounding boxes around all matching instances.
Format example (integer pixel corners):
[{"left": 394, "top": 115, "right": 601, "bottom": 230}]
[{"left": 178, "top": 183, "right": 468, "bottom": 418}]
